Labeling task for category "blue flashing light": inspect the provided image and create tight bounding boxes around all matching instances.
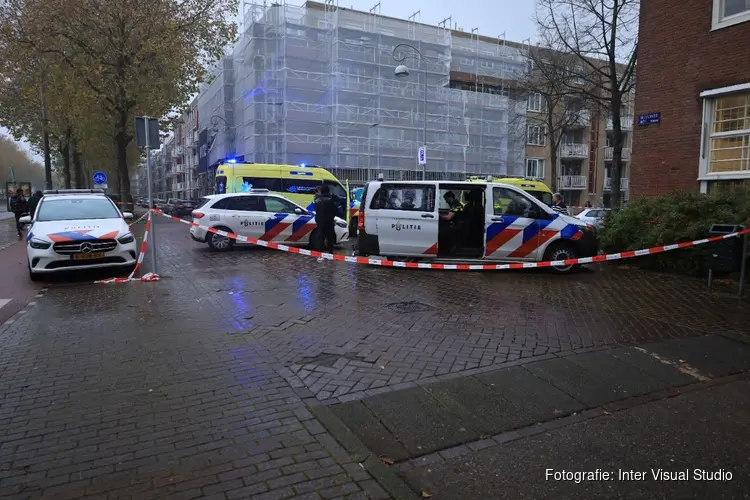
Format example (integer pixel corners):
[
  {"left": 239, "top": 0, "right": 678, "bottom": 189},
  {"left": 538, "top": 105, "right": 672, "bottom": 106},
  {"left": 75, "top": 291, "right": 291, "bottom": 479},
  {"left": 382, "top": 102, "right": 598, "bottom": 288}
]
[
  {"left": 299, "top": 163, "right": 306, "bottom": 167},
  {"left": 227, "top": 158, "right": 237, "bottom": 164}
]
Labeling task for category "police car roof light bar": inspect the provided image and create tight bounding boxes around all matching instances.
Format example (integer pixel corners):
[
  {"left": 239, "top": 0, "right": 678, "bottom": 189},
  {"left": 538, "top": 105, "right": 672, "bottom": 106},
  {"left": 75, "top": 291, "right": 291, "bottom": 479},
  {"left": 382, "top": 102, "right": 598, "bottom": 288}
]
[
  {"left": 44, "top": 189, "right": 105, "bottom": 194},
  {"left": 247, "top": 188, "right": 270, "bottom": 193}
]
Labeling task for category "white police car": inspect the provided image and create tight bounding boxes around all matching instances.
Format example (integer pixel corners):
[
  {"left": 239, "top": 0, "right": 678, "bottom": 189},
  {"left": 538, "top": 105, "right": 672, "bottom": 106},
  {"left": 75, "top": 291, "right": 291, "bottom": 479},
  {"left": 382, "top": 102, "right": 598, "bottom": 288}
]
[
  {"left": 189, "top": 190, "right": 349, "bottom": 251},
  {"left": 21, "top": 189, "right": 137, "bottom": 281}
]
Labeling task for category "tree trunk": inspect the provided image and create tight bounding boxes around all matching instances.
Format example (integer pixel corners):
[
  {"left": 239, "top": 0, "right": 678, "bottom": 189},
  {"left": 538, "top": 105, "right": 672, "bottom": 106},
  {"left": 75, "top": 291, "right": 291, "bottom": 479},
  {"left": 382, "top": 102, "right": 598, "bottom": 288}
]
[
  {"left": 58, "top": 128, "right": 72, "bottom": 189},
  {"left": 115, "top": 108, "right": 132, "bottom": 211},
  {"left": 71, "top": 137, "right": 84, "bottom": 188},
  {"left": 547, "top": 107, "right": 558, "bottom": 193},
  {"left": 610, "top": 92, "right": 623, "bottom": 209}
]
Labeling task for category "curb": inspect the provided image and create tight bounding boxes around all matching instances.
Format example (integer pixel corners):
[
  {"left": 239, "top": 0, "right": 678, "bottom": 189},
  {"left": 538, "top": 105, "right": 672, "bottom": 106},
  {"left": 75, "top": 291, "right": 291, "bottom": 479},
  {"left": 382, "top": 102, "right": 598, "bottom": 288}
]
[
  {"left": 308, "top": 402, "right": 419, "bottom": 500},
  {"left": 0, "top": 287, "right": 49, "bottom": 332}
]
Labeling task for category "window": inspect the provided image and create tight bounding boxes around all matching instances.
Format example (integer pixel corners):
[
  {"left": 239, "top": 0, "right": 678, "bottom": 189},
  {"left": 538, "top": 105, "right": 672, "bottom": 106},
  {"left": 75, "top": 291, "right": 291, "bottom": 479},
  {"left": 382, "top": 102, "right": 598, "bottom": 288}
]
[
  {"left": 708, "top": 92, "right": 750, "bottom": 174},
  {"left": 525, "top": 158, "right": 545, "bottom": 178},
  {"left": 241, "top": 177, "right": 283, "bottom": 191},
  {"left": 492, "top": 187, "right": 533, "bottom": 217},
  {"left": 713, "top": 0, "right": 750, "bottom": 29},
  {"left": 195, "top": 197, "right": 211, "bottom": 209},
  {"left": 526, "top": 125, "right": 546, "bottom": 146},
  {"left": 263, "top": 197, "right": 299, "bottom": 214},
  {"left": 211, "top": 196, "right": 260, "bottom": 211},
  {"left": 231, "top": 196, "right": 264, "bottom": 211},
  {"left": 215, "top": 175, "right": 227, "bottom": 194},
  {"left": 37, "top": 198, "right": 120, "bottom": 221},
  {"left": 370, "top": 184, "right": 435, "bottom": 212},
  {"left": 527, "top": 93, "right": 543, "bottom": 113}
]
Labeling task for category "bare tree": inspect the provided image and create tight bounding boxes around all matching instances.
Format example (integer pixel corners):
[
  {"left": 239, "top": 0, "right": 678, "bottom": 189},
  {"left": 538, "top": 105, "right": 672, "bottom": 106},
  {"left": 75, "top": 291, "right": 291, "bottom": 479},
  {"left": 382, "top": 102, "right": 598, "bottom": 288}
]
[
  {"left": 536, "top": 0, "right": 638, "bottom": 208},
  {"left": 520, "top": 47, "right": 593, "bottom": 192}
]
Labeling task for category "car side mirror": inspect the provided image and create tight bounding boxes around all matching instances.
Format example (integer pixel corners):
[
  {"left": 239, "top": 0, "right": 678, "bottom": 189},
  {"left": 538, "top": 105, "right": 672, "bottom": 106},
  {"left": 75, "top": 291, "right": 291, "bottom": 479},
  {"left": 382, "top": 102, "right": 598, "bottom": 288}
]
[
  {"left": 122, "top": 212, "right": 134, "bottom": 219},
  {"left": 294, "top": 208, "right": 303, "bottom": 215},
  {"left": 19, "top": 215, "right": 31, "bottom": 224}
]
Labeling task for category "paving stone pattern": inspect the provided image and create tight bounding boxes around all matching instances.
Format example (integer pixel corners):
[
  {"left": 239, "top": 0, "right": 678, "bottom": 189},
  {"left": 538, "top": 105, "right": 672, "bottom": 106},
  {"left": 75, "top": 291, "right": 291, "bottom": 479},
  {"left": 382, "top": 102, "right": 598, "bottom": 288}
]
[
  {"left": 150, "top": 221, "right": 750, "bottom": 404},
  {"left": 0, "top": 273, "right": 384, "bottom": 498},
  {"left": 1, "top": 219, "right": 748, "bottom": 499},
  {"left": 331, "top": 335, "right": 750, "bottom": 464}
]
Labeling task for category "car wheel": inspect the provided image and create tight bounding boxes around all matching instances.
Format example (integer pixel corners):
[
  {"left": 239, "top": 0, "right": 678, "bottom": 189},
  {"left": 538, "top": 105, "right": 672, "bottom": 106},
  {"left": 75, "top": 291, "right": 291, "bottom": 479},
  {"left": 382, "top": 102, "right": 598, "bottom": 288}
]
[
  {"left": 543, "top": 242, "right": 579, "bottom": 273},
  {"left": 207, "top": 227, "right": 234, "bottom": 252},
  {"left": 349, "top": 217, "right": 358, "bottom": 238},
  {"left": 28, "top": 262, "right": 41, "bottom": 282}
]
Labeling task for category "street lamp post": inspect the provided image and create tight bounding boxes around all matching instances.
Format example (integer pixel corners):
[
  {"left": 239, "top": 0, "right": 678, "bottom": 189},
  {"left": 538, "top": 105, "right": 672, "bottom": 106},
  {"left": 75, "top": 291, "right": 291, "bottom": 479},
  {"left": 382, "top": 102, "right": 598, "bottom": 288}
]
[{"left": 392, "top": 43, "right": 427, "bottom": 180}]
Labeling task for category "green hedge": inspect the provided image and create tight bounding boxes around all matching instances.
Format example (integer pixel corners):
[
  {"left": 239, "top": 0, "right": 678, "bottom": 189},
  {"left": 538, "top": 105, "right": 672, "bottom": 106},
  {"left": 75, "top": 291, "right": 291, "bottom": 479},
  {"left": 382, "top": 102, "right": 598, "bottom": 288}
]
[{"left": 598, "top": 190, "right": 750, "bottom": 274}]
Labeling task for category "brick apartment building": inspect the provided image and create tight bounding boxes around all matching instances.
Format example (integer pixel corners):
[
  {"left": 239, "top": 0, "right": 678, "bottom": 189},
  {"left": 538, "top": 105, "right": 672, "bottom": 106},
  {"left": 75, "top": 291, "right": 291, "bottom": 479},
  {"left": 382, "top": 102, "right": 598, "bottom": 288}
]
[{"left": 632, "top": 0, "right": 750, "bottom": 197}]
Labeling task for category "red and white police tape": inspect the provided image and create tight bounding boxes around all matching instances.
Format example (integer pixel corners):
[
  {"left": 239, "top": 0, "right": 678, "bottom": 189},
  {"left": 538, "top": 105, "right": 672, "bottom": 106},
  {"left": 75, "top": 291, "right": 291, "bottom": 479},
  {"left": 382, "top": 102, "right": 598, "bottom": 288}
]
[
  {"left": 128, "top": 211, "right": 150, "bottom": 227},
  {"left": 95, "top": 211, "right": 160, "bottom": 283},
  {"left": 151, "top": 208, "right": 750, "bottom": 271}
]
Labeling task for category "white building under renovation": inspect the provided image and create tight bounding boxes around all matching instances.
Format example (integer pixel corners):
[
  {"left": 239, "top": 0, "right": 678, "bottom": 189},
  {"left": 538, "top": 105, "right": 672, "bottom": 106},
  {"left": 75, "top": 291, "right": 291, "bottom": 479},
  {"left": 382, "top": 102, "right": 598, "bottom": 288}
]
[{"left": 152, "top": 1, "right": 531, "bottom": 199}]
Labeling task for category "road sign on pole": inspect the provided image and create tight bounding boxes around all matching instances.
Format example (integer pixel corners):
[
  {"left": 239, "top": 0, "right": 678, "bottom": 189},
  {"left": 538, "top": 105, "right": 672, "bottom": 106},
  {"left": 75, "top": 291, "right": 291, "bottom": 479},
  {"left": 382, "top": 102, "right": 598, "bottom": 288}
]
[
  {"left": 418, "top": 146, "right": 427, "bottom": 165},
  {"left": 93, "top": 171, "right": 107, "bottom": 185}
]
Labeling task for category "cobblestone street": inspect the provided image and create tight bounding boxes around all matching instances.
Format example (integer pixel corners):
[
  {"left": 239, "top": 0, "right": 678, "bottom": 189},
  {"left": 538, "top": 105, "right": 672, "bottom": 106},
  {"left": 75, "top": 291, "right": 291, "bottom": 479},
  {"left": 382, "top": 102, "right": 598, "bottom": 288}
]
[{"left": 1, "top": 216, "right": 749, "bottom": 499}]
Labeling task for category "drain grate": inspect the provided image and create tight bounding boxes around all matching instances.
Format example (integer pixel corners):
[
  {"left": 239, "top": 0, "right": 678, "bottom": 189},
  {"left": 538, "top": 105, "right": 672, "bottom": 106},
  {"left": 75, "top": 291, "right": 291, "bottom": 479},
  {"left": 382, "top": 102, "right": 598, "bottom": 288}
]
[
  {"left": 300, "top": 352, "right": 370, "bottom": 368},
  {"left": 384, "top": 301, "right": 435, "bottom": 314}
]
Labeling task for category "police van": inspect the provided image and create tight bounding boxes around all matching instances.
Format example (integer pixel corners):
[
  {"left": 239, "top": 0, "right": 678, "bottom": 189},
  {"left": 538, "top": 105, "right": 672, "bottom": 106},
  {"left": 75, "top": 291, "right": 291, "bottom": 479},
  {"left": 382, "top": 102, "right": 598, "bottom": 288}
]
[{"left": 356, "top": 180, "right": 597, "bottom": 272}]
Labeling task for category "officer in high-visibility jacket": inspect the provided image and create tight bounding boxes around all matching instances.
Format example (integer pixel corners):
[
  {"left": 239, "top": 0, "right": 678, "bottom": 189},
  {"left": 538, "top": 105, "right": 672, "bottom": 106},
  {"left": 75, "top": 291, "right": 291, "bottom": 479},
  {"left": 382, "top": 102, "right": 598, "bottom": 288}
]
[{"left": 440, "top": 191, "right": 463, "bottom": 222}]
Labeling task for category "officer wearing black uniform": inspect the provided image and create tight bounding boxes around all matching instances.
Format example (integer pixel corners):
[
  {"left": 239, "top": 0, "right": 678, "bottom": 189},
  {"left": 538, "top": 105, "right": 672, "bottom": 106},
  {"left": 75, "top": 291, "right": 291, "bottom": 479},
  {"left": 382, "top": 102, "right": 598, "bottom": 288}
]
[{"left": 440, "top": 191, "right": 464, "bottom": 253}]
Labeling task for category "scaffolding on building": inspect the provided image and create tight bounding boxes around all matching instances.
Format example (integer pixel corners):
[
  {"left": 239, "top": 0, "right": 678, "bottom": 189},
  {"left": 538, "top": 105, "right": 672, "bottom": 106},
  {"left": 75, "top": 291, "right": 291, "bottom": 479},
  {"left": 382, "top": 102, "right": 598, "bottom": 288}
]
[{"left": 190, "top": 0, "right": 529, "bottom": 190}]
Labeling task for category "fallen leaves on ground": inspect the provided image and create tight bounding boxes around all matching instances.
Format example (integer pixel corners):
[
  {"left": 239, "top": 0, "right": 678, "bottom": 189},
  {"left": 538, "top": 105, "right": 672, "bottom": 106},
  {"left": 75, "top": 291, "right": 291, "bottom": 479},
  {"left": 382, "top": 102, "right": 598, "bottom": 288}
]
[
  {"left": 421, "top": 490, "right": 433, "bottom": 498},
  {"left": 379, "top": 455, "right": 394, "bottom": 466}
]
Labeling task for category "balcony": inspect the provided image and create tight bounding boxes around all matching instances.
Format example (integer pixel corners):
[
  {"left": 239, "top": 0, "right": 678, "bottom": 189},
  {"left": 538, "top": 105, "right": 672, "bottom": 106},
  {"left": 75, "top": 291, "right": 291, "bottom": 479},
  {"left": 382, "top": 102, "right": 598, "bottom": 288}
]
[
  {"left": 606, "top": 116, "right": 634, "bottom": 131},
  {"left": 558, "top": 175, "right": 587, "bottom": 190},
  {"left": 604, "top": 147, "right": 632, "bottom": 161},
  {"left": 565, "top": 109, "right": 590, "bottom": 128},
  {"left": 559, "top": 143, "right": 589, "bottom": 158},
  {"left": 604, "top": 177, "right": 630, "bottom": 191}
]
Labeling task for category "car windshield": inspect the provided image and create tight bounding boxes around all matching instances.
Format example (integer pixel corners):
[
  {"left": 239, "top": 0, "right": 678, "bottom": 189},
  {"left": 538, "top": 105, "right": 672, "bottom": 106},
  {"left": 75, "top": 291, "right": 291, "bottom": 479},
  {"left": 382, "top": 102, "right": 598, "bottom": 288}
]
[{"left": 37, "top": 198, "right": 120, "bottom": 221}]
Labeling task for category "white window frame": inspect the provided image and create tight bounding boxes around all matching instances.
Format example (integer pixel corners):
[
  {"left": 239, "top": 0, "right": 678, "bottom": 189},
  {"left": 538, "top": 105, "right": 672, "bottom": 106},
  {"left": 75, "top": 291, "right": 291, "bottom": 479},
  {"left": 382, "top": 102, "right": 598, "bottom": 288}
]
[
  {"left": 526, "top": 124, "right": 546, "bottom": 146},
  {"left": 525, "top": 158, "right": 545, "bottom": 179},
  {"left": 712, "top": 0, "right": 750, "bottom": 30},
  {"left": 527, "top": 93, "right": 543, "bottom": 113},
  {"left": 698, "top": 84, "right": 750, "bottom": 192}
]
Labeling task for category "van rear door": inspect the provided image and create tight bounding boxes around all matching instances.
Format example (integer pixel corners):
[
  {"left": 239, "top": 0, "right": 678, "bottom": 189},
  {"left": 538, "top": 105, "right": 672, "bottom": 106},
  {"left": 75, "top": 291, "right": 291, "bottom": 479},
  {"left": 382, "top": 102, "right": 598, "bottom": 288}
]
[{"left": 371, "top": 183, "right": 439, "bottom": 257}]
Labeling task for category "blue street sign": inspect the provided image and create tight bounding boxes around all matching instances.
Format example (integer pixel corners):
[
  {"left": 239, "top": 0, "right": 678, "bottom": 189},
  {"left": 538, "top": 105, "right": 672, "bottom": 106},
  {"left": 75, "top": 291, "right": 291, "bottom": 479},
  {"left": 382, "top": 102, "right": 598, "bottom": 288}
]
[
  {"left": 638, "top": 112, "right": 661, "bottom": 127},
  {"left": 93, "top": 171, "right": 107, "bottom": 184},
  {"left": 418, "top": 146, "right": 427, "bottom": 165}
]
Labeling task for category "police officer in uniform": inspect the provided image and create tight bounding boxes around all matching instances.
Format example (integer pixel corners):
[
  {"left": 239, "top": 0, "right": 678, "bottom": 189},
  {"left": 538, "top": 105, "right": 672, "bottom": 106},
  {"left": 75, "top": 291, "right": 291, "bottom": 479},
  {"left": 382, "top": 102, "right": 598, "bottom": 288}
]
[{"left": 440, "top": 191, "right": 464, "bottom": 254}]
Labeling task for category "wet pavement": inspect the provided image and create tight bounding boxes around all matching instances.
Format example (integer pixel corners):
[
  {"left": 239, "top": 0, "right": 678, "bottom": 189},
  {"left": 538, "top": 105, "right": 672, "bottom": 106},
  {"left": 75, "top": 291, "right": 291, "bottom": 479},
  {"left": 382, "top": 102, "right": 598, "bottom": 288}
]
[
  {"left": 0, "top": 215, "right": 749, "bottom": 499},
  {"left": 401, "top": 377, "right": 750, "bottom": 499},
  {"left": 0, "top": 218, "right": 22, "bottom": 252}
]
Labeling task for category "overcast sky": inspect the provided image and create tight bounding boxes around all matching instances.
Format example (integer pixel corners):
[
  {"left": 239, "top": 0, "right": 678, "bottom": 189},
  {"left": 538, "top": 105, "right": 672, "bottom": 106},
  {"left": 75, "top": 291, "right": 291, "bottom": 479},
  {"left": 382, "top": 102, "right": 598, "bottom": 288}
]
[{"left": 2, "top": 0, "right": 536, "bottom": 164}]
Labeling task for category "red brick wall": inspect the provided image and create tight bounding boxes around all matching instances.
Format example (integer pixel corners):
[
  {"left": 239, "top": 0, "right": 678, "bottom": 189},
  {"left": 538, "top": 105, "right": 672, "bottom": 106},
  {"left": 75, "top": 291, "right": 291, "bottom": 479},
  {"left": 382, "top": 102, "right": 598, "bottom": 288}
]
[{"left": 631, "top": 0, "right": 750, "bottom": 199}]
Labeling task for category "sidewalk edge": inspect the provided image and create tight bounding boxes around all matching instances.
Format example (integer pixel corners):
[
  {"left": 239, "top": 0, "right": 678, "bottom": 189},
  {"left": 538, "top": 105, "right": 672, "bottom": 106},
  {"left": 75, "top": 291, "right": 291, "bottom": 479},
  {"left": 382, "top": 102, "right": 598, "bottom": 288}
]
[
  {"left": 0, "top": 287, "right": 48, "bottom": 334},
  {"left": 309, "top": 402, "right": 419, "bottom": 500}
]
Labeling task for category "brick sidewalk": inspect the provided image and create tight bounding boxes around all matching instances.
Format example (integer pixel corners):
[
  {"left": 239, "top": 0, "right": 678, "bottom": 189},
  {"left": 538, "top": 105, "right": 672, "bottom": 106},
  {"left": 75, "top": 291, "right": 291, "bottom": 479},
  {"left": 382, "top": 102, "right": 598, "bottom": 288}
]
[
  {"left": 0, "top": 275, "right": 387, "bottom": 499},
  {"left": 1, "top": 218, "right": 748, "bottom": 499}
]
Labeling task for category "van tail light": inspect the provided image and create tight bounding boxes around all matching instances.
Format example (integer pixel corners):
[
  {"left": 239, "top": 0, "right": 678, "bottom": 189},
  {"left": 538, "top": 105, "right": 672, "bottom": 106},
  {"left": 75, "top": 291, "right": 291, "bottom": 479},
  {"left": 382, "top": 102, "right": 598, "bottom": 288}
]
[
  {"left": 192, "top": 211, "right": 205, "bottom": 219},
  {"left": 358, "top": 210, "right": 365, "bottom": 230}
]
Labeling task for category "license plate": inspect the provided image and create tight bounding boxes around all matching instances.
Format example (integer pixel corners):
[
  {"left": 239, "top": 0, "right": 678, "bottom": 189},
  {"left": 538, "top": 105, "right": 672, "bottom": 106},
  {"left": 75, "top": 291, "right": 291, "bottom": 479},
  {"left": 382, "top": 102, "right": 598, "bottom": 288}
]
[{"left": 72, "top": 252, "right": 106, "bottom": 261}]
